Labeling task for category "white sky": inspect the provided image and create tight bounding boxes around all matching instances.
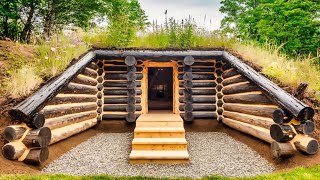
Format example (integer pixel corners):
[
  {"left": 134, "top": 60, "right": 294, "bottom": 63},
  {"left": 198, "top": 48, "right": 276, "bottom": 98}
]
[{"left": 139, "top": 0, "right": 224, "bottom": 31}]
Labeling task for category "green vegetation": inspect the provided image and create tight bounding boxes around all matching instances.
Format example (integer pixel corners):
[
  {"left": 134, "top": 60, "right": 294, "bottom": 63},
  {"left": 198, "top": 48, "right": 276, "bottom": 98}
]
[
  {"left": 1, "top": 165, "right": 320, "bottom": 179},
  {"left": 220, "top": 0, "right": 320, "bottom": 56}
]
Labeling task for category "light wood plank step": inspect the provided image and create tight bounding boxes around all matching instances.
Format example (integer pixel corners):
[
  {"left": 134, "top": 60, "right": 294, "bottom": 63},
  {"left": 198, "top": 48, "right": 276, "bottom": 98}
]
[
  {"left": 134, "top": 127, "right": 185, "bottom": 132},
  {"left": 132, "top": 138, "right": 187, "bottom": 144},
  {"left": 130, "top": 150, "right": 189, "bottom": 160},
  {"left": 136, "top": 121, "right": 183, "bottom": 127},
  {"left": 136, "top": 114, "right": 183, "bottom": 122}
]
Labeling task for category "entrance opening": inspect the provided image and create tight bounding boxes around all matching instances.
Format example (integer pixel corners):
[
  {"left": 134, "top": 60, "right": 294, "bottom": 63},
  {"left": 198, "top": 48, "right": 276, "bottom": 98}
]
[{"left": 148, "top": 67, "right": 173, "bottom": 112}]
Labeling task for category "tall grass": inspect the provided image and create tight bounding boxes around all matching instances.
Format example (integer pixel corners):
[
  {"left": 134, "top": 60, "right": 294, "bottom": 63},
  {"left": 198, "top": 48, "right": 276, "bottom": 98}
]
[
  {"left": 3, "top": 32, "right": 88, "bottom": 98},
  {"left": 130, "top": 18, "right": 235, "bottom": 49}
]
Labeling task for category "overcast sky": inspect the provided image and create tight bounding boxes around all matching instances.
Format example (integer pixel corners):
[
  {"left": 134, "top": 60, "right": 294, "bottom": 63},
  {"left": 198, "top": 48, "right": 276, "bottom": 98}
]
[{"left": 139, "top": 0, "right": 224, "bottom": 31}]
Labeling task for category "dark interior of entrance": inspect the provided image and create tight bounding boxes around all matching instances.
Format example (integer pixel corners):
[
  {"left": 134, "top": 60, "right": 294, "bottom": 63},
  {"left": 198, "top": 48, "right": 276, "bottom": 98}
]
[{"left": 148, "top": 67, "right": 173, "bottom": 111}]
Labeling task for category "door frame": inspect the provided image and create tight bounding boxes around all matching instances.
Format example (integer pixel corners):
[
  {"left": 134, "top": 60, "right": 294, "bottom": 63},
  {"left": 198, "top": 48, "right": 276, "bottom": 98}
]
[{"left": 141, "top": 61, "right": 179, "bottom": 114}]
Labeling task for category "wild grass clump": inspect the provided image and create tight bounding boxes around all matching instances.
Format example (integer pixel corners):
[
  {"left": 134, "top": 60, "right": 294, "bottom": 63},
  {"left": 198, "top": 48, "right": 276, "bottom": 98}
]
[
  {"left": 3, "top": 32, "right": 88, "bottom": 98},
  {"left": 230, "top": 42, "right": 320, "bottom": 102},
  {"left": 130, "top": 18, "right": 235, "bottom": 49}
]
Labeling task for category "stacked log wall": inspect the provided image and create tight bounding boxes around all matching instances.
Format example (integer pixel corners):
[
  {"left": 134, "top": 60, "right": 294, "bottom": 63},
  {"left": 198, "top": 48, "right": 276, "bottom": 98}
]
[
  {"left": 102, "top": 59, "right": 142, "bottom": 121},
  {"left": 3, "top": 61, "right": 99, "bottom": 164},
  {"left": 220, "top": 62, "right": 318, "bottom": 158},
  {"left": 178, "top": 59, "right": 218, "bottom": 120}
]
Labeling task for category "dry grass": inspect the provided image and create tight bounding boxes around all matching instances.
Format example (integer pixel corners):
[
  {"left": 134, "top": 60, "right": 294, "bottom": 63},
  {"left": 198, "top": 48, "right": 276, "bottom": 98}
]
[{"left": 230, "top": 42, "right": 320, "bottom": 101}]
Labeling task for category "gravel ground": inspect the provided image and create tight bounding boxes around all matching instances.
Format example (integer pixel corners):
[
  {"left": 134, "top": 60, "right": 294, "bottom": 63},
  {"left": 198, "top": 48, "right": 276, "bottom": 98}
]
[{"left": 42, "top": 132, "right": 275, "bottom": 178}]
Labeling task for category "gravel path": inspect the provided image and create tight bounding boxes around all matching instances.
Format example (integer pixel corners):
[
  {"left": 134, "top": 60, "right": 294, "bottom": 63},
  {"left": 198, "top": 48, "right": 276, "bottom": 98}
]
[{"left": 42, "top": 132, "right": 274, "bottom": 178}]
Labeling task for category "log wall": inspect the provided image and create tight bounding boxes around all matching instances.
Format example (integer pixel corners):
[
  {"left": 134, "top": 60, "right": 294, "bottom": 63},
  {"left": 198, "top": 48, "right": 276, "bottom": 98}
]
[
  {"left": 3, "top": 62, "right": 99, "bottom": 164},
  {"left": 102, "top": 59, "right": 142, "bottom": 121},
  {"left": 3, "top": 50, "right": 318, "bottom": 164}
]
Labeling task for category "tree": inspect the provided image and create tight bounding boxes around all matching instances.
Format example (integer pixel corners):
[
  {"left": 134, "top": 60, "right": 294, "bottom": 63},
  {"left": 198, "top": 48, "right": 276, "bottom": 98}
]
[
  {"left": 220, "top": 0, "right": 320, "bottom": 56},
  {"left": 0, "top": 0, "right": 22, "bottom": 40}
]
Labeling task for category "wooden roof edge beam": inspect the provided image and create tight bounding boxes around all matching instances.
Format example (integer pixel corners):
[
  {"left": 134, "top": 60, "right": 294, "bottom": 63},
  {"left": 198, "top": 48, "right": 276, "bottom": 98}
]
[{"left": 222, "top": 51, "right": 314, "bottom": 121}]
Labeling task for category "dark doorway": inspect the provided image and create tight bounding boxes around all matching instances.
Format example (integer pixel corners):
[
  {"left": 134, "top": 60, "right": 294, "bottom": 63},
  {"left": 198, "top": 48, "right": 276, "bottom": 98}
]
[{"left": 148, "top": 67, "right": 173, "bottom": 111}]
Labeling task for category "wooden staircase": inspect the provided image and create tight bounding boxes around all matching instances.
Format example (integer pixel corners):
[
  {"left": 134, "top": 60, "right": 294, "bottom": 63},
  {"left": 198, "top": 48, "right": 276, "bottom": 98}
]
[{"left": 129, "top": 113, "right": 190, "bottom": 164}]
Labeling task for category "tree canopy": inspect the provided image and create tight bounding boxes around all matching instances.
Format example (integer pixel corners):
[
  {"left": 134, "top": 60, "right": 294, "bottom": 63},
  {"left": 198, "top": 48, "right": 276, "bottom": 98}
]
[
  {"left": 220, "top": 0, "right": 320, "bottom": 56},
  {"left": 0, "top": 0, "right": 148, "bottom": 43}
]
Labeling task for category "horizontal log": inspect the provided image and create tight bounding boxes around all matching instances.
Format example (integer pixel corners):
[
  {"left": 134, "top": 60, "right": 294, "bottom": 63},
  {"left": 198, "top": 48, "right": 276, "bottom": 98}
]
[
  {"left": 3, "top": 125, "right": 27, "bottom": 141},
  {"left": 223, "top": 93, "right": 273, "bottom": 105},
  {"left": 44, "top": 111, "right": 97, "bottom": 129},
  {"left": 103, "top": 105, "right": 142, "bottom": 111},
  {"left": 104, "top": 66, "right": 142, "bottom": 72},
  {"left": 179, "top": 81, "right": 217, "bottom": 87},
  {"left": 8, "top": 52, "right": 95, "bottom": 123},
  {"left": 103, "top": 89, "right": 142, "bottom": 95},
  {"left": 222, "top": 83, "right": 260, "bottom": 95},
  {"left": 179, "top": 62, "right": 214, "bottom": 66},
  {"left": 222, "top": 76, "right": 248, "bottom": 86},
  {"left": 178, "top": 74, "right": 215, "bottom": 80},
  {"left": 2, "top": 141, "right": 27, "bottom": 160},
  {"left": 95, "top": 50, "right": 223, "bottom": 61},
  {"left": 179, "top": 104, "right": 216, "bottom": 111},
  {"left": 179, "top": 89, "right": 216, "bottom": 95},
  {"left": 82, "top": 67, "right": 98, "bottom": 79},
  {"left": 222, "top": 63, "right": 232, "bottom": 71},
  {"left": 22, "top": 127, "right": 51, "bottom": 148},
  {"left": 47, "top": 94, "right": 97, "bottom": 105},
  {"left": 103, "top": 81, "right": 141, "bottom": 87},
  {"left": 271, "top": 141, "right": 296, "bottom": 158},
  {"left": 181, "top": 112, "right": 217, "bottom": 119},
  {"left": 71, "top": 75, "right": 98, "bottom": 86},
  {"left": 87, "top": 63, "right": 98, "bottom": 70},
  {"left": 50, "top": 118, "right": 98, "bottom": 145},
  {"left": 270, "top": 124, "right": 296, "bottom": 142},
  {"left": 223, "top": 111, "right": 274, "bottom": 129},
  {"left": 223, "top": 52, "right": 314, "bottom": 121},
  {"left": 102, "top": 113, "right": 141, "bottom": 120},
  {"left": 23, "top": 147, "right": 49, "bottom": 164},
  {"left": 104, "top": 97, "right": 141, "bottom": 104},
  {"left": 105, "top": 61, "right": 125, "bottom": 66},
  {"left": 60, "top": 83, "right": 98, "bottom": 95},
  {"left": 104, "top": 73, "right": 143, "bottom": 80},
  {"left": 178, "top": 67, "right": 215, "bottom": 72},
  {"left": 223, "top": 118, "right": 273, "bottom": 143},
  {"left": 41, "top": 103, "right": 97, "bottom": 119},
  {"left": 293, "top": 135, "right": 319, "bottom": 155},
  {"left": 179, "top": 96, "right": 216, "bottom": 103},
  {"left": 223, "top": 103, "right": 278, "bottom": 118},
  {"left": 222, "top": 69, "right": 239, "bottom": 79}
]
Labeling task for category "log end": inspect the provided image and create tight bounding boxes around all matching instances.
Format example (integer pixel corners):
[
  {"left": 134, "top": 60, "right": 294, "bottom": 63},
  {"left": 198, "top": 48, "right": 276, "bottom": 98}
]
[
  {"left": 29, "top": 113, "right": 45, "bottom": 129},
  {"left": 8, "top": 109, "right": 28, "bottom": 122},
  {"left": 126, "top": 113, "right": 136, "bottom": 123},
  {"left": 298, "top": 107, "right": 314, "bottom": 121},
  {"left": 4, "top": 127, "right": 17, "bottom": 141},
  {"left": 302, "top": 120, "right": 315, "bottom": 135},
  {"left": 23, "top": 147, "right": 49, "bottom": 165},
  {"left": 295, "top": 140, "right": 319, "bottom": 155},
  {"left": 272, "top": 109, "right": 286, "bottom": 124},
  {"left": 2, "top": 144, "right": 16, "bottom": 160},
  {"left": 125, "top": 56, "right": 136, "bottom": 66},
  {"left": 270, "top": 124, "right": 295, "bottom": 142},
  {"left": 38, "top": 127, "right": 52, "bottom": 147},
  {"left": 271, "top": 141, "right": 295, "bottom": 158}
]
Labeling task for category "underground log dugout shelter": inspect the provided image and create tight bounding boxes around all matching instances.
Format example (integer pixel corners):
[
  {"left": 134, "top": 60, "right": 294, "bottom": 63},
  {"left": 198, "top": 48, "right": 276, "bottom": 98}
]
[{"left": 2, "top": 50, "right": 318, "bottom": 164}]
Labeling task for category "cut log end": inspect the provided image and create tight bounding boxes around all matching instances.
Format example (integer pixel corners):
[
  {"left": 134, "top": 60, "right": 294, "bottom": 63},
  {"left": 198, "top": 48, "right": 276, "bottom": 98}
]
[
  {"left": 272, "top": 109, "right": 286, "bottom": 124},
  {"left": 28, "top": 113, "right": 45, "bottom": 129},
  {"left": 2, "top": 144, "right": 17, "bottom": 160},
  {"left": 298, "top": 107, "right": 314, "bottom": 121},
  {"left": 125, "top": 56, "right": 136, "bottom": 66},
  {"left": 23, "top": 147, "right": 49, "bottom": 164},
  {"left": 270, "top": 124, "right": 296, "bottom": 142},
  {"left": 271, "top": 141, "right": 295, "bottom": 158},
  {"left": 294, "top": 139, "right": 319, "bottom": 155},
  {"left": 4, "top": 126, "right": 26, "bottom": 141},
  {"left": 184, "top": 56, "right": 194, "bottom": 66}
]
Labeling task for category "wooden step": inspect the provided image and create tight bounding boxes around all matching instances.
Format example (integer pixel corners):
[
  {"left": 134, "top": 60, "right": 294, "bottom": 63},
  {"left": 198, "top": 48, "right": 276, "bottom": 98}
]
[
  {"left": 134, "top": 127, "right": 185, "bottom": 138},
  {"left": 132, "top": 138, "right": 187, "bottom": 150},
  {"left": 136, "top": 121, "right": 183, "bottom": 127},
  {"left": 136, "top": 114, "right": 183, "bottom": 122},
  {"left": 130, "top": 150, "right": 189, "bottom": 161}
]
